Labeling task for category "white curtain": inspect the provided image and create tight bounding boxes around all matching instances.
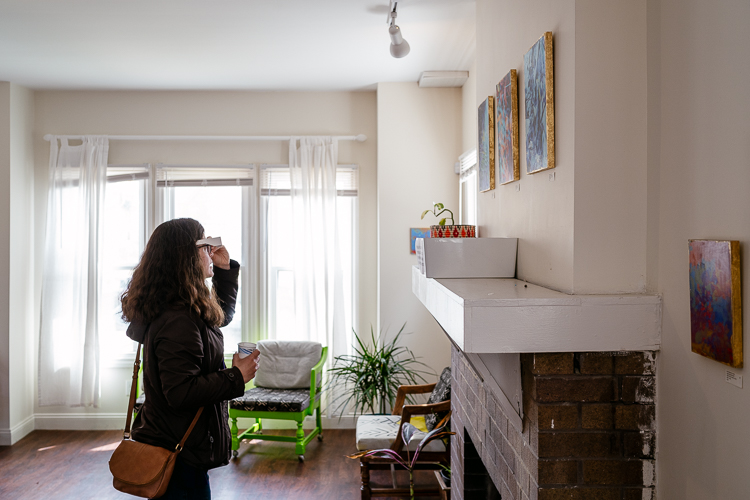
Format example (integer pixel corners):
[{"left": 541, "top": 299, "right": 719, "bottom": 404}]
[
  {"left": 288, "top": 137, "right": 347, "bottom": 368},
  {"left": 39, "top": 137, "right": 108, "bottom": 407}
]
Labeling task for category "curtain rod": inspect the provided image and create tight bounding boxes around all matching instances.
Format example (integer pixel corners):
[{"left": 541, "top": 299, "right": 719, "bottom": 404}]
[{"left": 43, "top": 134, "right": 367, "bottom": 142}]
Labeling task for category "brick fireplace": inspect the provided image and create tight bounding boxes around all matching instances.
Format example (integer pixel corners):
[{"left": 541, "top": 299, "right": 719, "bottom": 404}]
[{"left": 450, "top": 347, "right": 657, "bottom": 500}]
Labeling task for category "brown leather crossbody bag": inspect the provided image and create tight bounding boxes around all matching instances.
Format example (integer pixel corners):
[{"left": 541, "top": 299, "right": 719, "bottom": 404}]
[{"left": 109, "top": 342, "right": 203, "bottom": 498}]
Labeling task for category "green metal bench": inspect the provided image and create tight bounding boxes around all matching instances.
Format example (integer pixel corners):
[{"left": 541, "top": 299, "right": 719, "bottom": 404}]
[{"left": 229, "top": 346, "right": 327, "bottom": 462}]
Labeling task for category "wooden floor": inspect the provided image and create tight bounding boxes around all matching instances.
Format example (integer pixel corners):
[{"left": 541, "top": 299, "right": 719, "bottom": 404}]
[{"left": 0, "top": 429, "right": 443, "bottom": 499}]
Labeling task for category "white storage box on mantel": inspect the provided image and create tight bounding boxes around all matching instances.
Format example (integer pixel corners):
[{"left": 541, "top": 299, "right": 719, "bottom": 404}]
[{"left": 415, "top": 237, "right": 517, "bottom": 278}]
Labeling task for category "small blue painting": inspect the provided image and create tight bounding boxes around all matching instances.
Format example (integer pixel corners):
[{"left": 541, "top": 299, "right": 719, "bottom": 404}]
[
  {"left": 410, "top": 228, "right": 430, "bottom": 254},
  {"left": 523, "top": 32, "right": 555, "bottom": 174}
]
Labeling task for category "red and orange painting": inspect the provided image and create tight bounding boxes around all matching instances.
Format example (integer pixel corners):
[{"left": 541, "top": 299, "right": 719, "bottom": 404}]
[{"left": 689, "top": 240, "right": 743, "bottom": 367}]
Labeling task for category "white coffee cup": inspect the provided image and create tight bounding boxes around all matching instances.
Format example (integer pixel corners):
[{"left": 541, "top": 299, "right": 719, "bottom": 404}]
[{"left": 238, "top": 342, "right": 256, "bottom": 359}]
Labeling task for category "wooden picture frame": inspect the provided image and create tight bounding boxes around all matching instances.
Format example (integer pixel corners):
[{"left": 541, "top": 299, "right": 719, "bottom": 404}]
[
  {"left": 478, "top": 96, "right": 495, "bottom": 192},
  {"left": 689, "top": 240, "right": 743, "bottom": 367},
  {"left": 523, "top": 32, "right": 555, "bottom": 174},
  {"left": 496, "top": 69, "right": 520, "bottom": 184}
]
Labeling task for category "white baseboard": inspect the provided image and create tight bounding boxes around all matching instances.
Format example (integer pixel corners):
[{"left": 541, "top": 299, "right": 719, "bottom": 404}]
[
  {"left": 1, "top": 413, "right": 358, "bottom": 436},
  {"left": 30, "top": 413, "right": 357, "bottom": 432},
  {"left": 34, "top": 413, "right": 126, "bottom": 431},
  {"left": 0, "top": 415, "right": 36, "bottom": 446}
]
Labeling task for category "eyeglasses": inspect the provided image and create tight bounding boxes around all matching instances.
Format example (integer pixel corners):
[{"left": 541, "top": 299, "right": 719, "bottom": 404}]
[{"left": 195, "top": 237, "right": 221, "bottom": 255}]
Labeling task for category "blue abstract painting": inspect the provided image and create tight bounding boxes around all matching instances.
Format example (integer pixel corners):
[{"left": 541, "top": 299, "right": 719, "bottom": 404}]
[{"left": 523, "top": 32, "right": 554, "bottom": 174}]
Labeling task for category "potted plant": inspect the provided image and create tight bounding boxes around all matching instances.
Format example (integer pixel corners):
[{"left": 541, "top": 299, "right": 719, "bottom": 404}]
[
  {"left": 421, "top": 202, "right": 476, "bottom": 238},
  {"left": 327, "top": 324, "right": 432, "bottom": 416},
  {"left": 348, "top": 422, "right": 455, "bottom": 500}
]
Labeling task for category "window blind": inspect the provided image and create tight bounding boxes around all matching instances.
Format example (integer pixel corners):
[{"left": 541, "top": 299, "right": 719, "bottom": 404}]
[
  {"left": 260, "top": 164, "right": 358, "bottom": 196},
  {"left": 107, "top": 164, "right": 149, "bottom": 183},
  {"left": 458, "top": 149, "right": 478, "bottom": 182},
  {"left": 156, "top": 164, "right": 254, "bottom": 187}
]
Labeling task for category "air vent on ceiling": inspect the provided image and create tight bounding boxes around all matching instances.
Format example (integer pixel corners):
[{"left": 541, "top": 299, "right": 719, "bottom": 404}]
[{"left": 418, "top": 71, "right": 469, "bottom": 88}]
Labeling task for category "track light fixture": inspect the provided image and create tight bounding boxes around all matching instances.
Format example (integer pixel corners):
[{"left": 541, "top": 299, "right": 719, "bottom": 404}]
[{"left": 388, "top": 1, "right": 410, "bottom": 58}]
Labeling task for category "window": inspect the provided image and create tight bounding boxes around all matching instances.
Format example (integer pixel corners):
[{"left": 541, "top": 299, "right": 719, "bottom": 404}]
[
  {"left": 260, "top": 165, "right": 357, "bottom": 343},
  {"left": 157, "top": 164, "right": 256, "bottom": 353},
  {"left": 99, "top": 165, "right": 148, "bottom": 363},
  {"left": 97, "top": 162, "right": 357, "bottom": 359}
]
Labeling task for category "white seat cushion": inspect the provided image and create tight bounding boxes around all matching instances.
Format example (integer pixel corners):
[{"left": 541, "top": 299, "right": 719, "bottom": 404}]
[
  {"left": 355, "top": 415, "right": 446, "bottom": 453},
  {"left": 254, "top": 340, "right": 323, "bottom": 389}
]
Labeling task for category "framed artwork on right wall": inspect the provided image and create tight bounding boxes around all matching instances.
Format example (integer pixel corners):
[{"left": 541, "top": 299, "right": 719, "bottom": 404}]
[
  {"left": 523, "top": 31, "right": 555, "bottom": 174},
  {"left": 496, "top": 69, "right": 520, "bottom": 184},
  {"left": 477, "top": 96, "right": 495, "bottom": 192},
  {"left": 689, "top": 239, "right": 743, "bottom": 368}
]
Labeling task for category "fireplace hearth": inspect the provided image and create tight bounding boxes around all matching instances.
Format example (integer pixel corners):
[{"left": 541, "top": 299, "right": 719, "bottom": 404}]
[{"left": 450, "top": 347, "right": 656, "bottom": 500}]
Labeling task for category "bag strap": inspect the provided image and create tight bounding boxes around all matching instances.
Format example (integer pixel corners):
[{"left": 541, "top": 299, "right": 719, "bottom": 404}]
[
  {"left": 123, "top": 342, "right": 142, "bottom": 439},
  {"left": 123, "top": 341, "right": 203, "bottom": 453}
]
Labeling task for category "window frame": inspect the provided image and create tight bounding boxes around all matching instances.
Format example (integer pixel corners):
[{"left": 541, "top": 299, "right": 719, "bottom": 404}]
[
  {"left": 100, "top": 161, "right": 358, "bottom": 363},
  {"left": 155, "top": 164, "right": 258, "bottom": 354}
]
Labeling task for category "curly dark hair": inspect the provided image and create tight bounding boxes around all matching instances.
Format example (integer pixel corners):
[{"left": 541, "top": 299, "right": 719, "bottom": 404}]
[{"left": 120, "top": 218, "right": 224, "bottom": 327}]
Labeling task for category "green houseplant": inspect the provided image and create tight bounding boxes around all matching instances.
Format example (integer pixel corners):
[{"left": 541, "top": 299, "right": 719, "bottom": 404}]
[
  {"left": 421, "top": 202, "right": 476, "bottom": 238},
  {"left": 421, "top": 202, "right": 455, "bottom": 227},
  {"left": 327, "top": 324, "right": 432, "bottom": 416}
]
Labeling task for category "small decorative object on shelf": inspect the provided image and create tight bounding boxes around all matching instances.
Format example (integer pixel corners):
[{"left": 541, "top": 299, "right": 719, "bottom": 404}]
[
  {"left": 420, "top": 202, "right": 476, "bottom": 238},
  {"left": 431, "top": 224, "right": 476, "bottom": 238}
]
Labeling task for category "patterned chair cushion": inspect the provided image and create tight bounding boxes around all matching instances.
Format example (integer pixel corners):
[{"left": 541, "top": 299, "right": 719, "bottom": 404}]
[
  {"left": 230, "top": 387, "right": 311, "bottom": 413},
  {"left": 425, "top": 367, "right": 451, "bottom": 431},
  {"left": 356, "top": 415, "right": 446, "bottom": 452}
]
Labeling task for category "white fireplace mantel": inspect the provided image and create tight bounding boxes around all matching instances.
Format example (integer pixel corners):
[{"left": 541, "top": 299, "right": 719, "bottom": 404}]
[{"left": 412, "top": 266, "right": 662, "bottom": 354}]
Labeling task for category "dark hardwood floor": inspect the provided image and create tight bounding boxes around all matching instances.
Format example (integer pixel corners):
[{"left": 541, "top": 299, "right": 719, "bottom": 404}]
[{"left": 0, "top": 429, "right": 442, "bottom": 499}]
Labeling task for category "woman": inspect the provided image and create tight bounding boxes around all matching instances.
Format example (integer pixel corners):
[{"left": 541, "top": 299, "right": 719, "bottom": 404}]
[{"left": 121, "top": 218, "right": 259, "bottom": 499}]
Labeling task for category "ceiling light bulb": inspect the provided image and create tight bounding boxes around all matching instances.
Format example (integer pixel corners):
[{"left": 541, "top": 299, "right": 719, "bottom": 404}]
[{"left": 389, "top": 25, "right": 410, "bottom": 58}]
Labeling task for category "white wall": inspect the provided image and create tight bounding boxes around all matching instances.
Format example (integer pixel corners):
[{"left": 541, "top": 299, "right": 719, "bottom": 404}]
[
  {"left": 0, "top": 83, "right": 35, "bottom": 445},
  {"left": 655, "top": 0, "right": 750, "bottom": 496},
  {"left": 376, "top": 82, "right": 461, "bottom": 381},
  {"left": 573, "top": 0, "right": 649, "bottom": 294},
  {"left": 473, "top": 0, "right": 750, "bottom": 496},
  {"left": 476, "top": 0, "right": 649, "bottom": 294},
  {"left": 9, "top": 84, "right": 35, "bottom": 443},
  {"left": 0, "top": 83, "right": 10, "bottom": 442},
  {"left": 31, "top": 90, "right": 377, "bottom": 427},
  {"left": 462, "top": 59, "right": 477, "bottom": 154},
  {"left": 476, "top": 0, "right": 576, "bottom": 292}
]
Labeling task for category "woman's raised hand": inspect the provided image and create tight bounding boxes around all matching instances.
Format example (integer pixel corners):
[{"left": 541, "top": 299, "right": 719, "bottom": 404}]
[
  {"left": 232, "top": 349, "right": 260, "bottom": 384},
  {"left": 209, "top": 242, "right": 230, "bottom": 270}
]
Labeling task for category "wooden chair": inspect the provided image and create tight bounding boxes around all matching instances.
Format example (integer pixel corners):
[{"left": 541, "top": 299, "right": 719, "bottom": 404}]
[
  {"left": 229, "top": 343, "right": 327, "bottom": 462},
  {"left": 355, "top": 367, "right": 452, "bottom": 499}
]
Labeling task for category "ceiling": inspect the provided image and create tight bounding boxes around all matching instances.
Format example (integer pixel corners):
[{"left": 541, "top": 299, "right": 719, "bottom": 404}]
[{"left": 0, "top": 0, "right": 476, "bottom": 91}]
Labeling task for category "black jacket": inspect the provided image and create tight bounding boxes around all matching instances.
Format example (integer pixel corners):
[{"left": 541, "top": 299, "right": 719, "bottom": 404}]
[{"left": 126, "top": 260, "right": 246, "bottom": 470}]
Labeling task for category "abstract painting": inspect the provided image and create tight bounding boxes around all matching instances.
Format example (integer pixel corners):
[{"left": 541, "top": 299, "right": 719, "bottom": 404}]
[
  {"left": 496, "top": 69, "right": 520, "bottom": 184},
  {"left": 689, "top": 240, "right": 743, "bottom": 367},
  {"left": 523, "top": 32, "right": 555, "bottom": 174},
  {"left": 410, "top": 228, "right": 430, "bottom": 254},
  {"left": 478, "top": 96, "right": 495, "bottom": 192}
]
